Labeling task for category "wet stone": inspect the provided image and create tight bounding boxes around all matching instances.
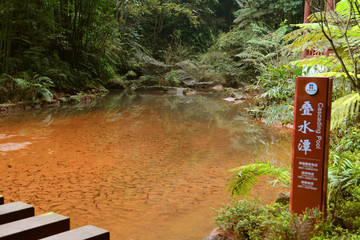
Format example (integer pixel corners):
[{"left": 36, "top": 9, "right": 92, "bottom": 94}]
[{"left": 275, "top": 192, "right": 290, "bottom": 205}]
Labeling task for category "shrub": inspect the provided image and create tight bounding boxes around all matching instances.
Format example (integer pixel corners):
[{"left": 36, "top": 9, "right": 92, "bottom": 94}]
[
  {"left": 247, "top": 63, "right": 302, "bottom": 125},
  {"left": 0, "top": 73, "right": 54, "bottom": 103},
  {"left": 199, "top": 51, "right": 245, "bottom": 87},
  {"left": 214, "top": 199, "right": 324, "bottom": 240}
]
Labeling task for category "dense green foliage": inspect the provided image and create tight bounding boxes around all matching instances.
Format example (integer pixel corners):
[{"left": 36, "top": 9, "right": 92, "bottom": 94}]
[
  {"left": 215, "top": 198, "right": 360, "bottom": 239},
  {"left": 228, "top": 152, "right": 360, "bottom": 201},
  {"left": 233, "top": 0, "right": 304, "bottom": 29},
  {"left": 0, "top": 0, "right": 238, "bottom": 103},
  {"left": 248, "top": 63, "right": 304, "bottom": 125},
  {"left": 223, "top": 0, "right": 360, "bottom": 128},
  {"left": 214, "top": 0, "right": 360, "bottom": 239},
  {"left": 285, "top": 0, "right": 360, "bottom": 129},
  {"left": 209, "top": 21, "right": 302, "bottom": 123},
  {"left": 0, "top": 0, "right": 119, "bottom": 101},
  {"left": 200, "top": 0, "right": 306, "bottom": 89},
  {"left": 0, "top": 0, "right": 310, "bottom": 103},
  {"left": 222, "top": 152, "right": 360, "bottom": 239},
  {"left": 215, "top": 200, "right": 301, "bottom": 239}
]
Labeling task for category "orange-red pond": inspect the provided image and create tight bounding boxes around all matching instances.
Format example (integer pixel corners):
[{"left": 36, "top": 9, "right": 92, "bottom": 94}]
[{"left": 0, "top": 90, "right": 292, "bottom": 239}]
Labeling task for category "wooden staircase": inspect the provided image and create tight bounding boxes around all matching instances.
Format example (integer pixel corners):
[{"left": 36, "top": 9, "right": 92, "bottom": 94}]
[{"left": 0, "top": 196, "right": 109, "bottom": 240}]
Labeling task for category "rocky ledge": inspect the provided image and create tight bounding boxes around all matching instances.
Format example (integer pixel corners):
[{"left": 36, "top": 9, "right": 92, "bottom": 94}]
[{"left": 0, "top": 93, "right": 106, "bottom": 114}]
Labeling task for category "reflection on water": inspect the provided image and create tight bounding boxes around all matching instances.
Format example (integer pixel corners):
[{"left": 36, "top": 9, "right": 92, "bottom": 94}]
[
  {"left": 0, "top": 142, "right": 32, "bottom": 152},
  {"left": 0, "top": 90, "right": 292, "bottom": 239}
]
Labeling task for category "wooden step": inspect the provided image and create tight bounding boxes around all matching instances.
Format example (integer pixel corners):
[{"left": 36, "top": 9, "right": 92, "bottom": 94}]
[
  {"left": 0, "top": 202, "right": 34, "bottom": 225},
  {"left": 0, "top": 212, "right": 70, "bottom": 240},
  {"left": 40, "top": 225, "right": 110, "bottom": 240}
]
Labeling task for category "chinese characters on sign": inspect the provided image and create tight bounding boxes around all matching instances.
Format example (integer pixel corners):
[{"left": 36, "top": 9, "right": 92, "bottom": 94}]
[
  {"left": 300, "top": 101, "right": 314, "bottom": 115},
  {"left": 298, "top": 139, "right": 311, "bottom": 155},
  {"left": 290, "top": 77, "right": 332, "bottom": 215}
]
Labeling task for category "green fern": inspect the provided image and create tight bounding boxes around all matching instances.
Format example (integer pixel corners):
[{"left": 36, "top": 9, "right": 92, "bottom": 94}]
[
  {"left": 284, "top": 0, "right": 360, "bottom": 95},
  {"left": 228, "top": 161, "right": 291, "bottom": 197},
  {"left": 328, "top": 152, "right": 360, "bottom": 202},
  {"left": 227, "top": 150, "right": 360, "bottom": 202},
  {"left": 13, "top": 78, "right": 30, "bottom": 90},
  {"left": 234, "top": 0, "right": 244, "bottom": 8},
  {"left": 284, "top": 0, "right": 360, "bottom": 130},
  {"left": 235, "top": 52, "right": 256, "bottom": 59},
  {"left": 331, "top": 92, "right": 360, "bottom": 130},
  {"left": 37, "top": 76, "right": 54, "bottom": 86},
  {"left": 232, "top": 23, "right": 292, "bottom": 71},
  {"left": 34, "top": 83, "right": 53, "bottom": 102}
]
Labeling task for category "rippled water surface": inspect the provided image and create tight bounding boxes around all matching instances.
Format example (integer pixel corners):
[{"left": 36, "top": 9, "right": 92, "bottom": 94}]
[{"left": 0, "top": 90, "right": 292, "bottom": 239}]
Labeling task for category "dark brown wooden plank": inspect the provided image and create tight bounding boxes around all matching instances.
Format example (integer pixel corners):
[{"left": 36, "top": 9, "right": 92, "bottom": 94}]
[
  {"left": 0, "top": 202, "right": 34, "bottom": 224},
  {"left": 0, "top": 212, "right": 69, "bottom": 240},
  {"left": 40, "top": 225, "right": 110, "bottom": 240}
]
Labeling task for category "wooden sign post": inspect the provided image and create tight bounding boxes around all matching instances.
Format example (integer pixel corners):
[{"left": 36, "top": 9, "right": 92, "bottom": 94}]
[{"left": 290, "top": 77, "right": 333, "bottom": 215}]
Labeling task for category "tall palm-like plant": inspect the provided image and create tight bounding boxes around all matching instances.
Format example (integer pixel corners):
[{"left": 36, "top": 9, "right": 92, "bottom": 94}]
[{"left": 284, "top": 0, "right": 360, "bottom": 130}]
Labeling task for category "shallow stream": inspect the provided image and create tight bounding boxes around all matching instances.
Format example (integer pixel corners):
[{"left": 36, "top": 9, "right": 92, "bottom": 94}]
[{"left": 0, "top": 90, "right": 292, "bottom": 239}]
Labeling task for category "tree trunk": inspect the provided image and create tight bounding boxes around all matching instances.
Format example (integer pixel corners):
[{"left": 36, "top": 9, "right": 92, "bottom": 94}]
[{"left": 304, "top": 0, "right": 311, "bottom": 23}]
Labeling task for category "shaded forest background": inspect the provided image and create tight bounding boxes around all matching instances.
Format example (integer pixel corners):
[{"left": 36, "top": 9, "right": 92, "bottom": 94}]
[{"left": 0, "top": 0, "right": 304, "bottom": 102}]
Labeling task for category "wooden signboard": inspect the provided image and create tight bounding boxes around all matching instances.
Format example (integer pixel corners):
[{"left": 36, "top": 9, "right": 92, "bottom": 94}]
[{"left": 290, "top": 76, "right": 333, "bottom": 214}]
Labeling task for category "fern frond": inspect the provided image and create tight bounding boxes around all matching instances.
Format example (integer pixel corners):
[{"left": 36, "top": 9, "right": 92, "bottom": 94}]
[
  {"left": 251, "top": 51, "right": 265, "bottom": 58},
  {"left": 335, "top": 0, "right": 360, "bottom": 17},
  {"left": 235, "top": 52, "right": 256, "bottom": 59},
  {"left": 233, "top": 8, "right": 256, "bottom": 24},
  {"left": 274, "top": 25, "right": 289, "bottom": 43},
  {"left": 312, "top": 72, "right": 347, "bottom": 78},
  {"left": 328, "top": 151, "right": 360, "bottom": 201},
  {"left": 39, "top": 88, "right": 53, "bottom": 102},
  {"left": 331, "top": 92, "right": 360, "bottom": 130},
  {"left": 228, "top": 161, "right": 291, "bottom": 197},
  {"left": 290, "top": 56, "right": 347, "bottom": 76},
  {"left": 37, "top": 76, "right": 54, "bottom": 86},
  {"left": 14, "top": 78, "right": 30, "bottom": 89},
  {"left": 234, "top": 0, "right": 244, "bottom": 8},
  {"left": 263, "top": 52, "right": 277, "bottom": 59},
  {"left": 252, "top": 11, "right": 268, "bottom": 18}
]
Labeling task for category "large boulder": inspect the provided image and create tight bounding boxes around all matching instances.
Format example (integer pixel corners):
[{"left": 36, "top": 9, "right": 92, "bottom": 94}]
[
  {"left": 130, "top": 57, "right": 222, "bottom": 89},
  {"left": 134, "top": 75, "right": 159, "bottom": 87},
  {"left": 175, "top": 60, "right": 200, "bottom": 73},
  {"left": 164, "top": 60, "right": 218, "bottom": 89},
  {"left": 134, "top": 53, "right": 172, "bottom": 76},
  {"left": 106, "top": 75, "right": 126, "bottom": 89},
  {"left": 165, "top": 69, "right": 196, "bottom": 86}
]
